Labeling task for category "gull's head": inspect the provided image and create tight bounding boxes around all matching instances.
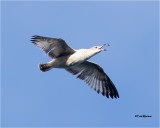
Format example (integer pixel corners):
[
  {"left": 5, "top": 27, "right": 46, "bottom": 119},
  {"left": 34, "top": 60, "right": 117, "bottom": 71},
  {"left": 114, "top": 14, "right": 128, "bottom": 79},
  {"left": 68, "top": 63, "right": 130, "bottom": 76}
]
[
  {"left": 90, "top": 44, "right": 107, "bottom": 54},
  {"left": 84, "top": 44, "right": 110, "bottom": 60}
]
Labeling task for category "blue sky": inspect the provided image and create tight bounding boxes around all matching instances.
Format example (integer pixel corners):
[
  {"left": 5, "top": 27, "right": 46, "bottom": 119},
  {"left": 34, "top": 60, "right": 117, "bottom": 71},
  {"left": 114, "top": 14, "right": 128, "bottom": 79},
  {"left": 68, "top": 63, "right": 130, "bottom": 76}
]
[{"left": 1, "top": 1, "right": 159, "bottom": 127}]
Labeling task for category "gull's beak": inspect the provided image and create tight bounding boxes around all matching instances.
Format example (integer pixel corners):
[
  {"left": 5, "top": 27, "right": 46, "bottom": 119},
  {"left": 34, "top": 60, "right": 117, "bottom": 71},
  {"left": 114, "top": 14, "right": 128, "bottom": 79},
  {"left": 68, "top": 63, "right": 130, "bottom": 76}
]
[
  {"left": 99, "top": 43, "right": 110, "bottom": 51},
  {"left": 99, "top": 44, "right": 106, "bottom": 51}
]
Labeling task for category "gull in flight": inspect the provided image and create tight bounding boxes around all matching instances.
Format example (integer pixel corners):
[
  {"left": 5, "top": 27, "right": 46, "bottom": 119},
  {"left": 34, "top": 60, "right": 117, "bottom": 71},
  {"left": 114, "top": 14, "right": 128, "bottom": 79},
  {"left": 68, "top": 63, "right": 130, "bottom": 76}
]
[{"left": 31, "top": 35, "right": 119, "bottom": 99}]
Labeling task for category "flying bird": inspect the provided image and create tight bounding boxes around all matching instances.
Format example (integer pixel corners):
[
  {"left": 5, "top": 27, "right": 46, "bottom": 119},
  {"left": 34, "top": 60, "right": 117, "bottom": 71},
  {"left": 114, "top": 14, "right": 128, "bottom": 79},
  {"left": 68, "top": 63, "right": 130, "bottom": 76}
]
[{"left": 31, "top": 35, "right": 119, "bottom": 99}]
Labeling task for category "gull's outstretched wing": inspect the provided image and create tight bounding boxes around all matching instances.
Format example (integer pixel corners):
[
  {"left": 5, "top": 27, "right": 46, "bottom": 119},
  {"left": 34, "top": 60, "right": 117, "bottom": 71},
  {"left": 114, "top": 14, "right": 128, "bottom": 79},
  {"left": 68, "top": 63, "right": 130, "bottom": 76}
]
[
  {"left": 31, "top": 35, "right": 75, "bottom": 58},
  {"left": 65, "top": 61, "right": 119, "bottom": 99}
]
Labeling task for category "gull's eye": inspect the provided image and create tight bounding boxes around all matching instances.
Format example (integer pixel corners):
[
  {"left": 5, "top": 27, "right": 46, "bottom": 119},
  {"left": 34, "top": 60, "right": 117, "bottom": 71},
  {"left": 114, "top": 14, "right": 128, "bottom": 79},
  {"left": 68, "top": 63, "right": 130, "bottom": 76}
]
[{"left": 95, "top": 46, "right": 97, "bottom": 48}]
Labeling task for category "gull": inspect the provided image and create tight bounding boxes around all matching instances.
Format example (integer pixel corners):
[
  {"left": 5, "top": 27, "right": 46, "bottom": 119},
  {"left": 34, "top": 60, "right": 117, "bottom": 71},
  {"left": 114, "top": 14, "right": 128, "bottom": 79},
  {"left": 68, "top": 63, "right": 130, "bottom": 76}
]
[{"left": 31, "top": 35, "right": 119, "bottom": 99}]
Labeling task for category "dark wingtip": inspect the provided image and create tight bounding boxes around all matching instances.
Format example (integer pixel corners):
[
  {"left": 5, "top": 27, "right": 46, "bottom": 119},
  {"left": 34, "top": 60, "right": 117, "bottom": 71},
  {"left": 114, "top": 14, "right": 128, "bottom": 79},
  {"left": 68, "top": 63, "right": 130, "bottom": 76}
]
[
  {"left": 113, "top": 91, "right": 119, "bottom": 99},
  {"left": 117, "top": 93, "right": 120, "bottom": 98},
  {"left": 31, "top": 35, "right": 40, "bottom": 43},
  {"left": 110, "top": 94, "right": 113, "bottom": 99},
  {"left": 106, "top": 93, "right": 109, "bottom": 98},
  {"left": 30, "top": 39, "right": 35, "bottom": 42},
  {"left": 105, "top": 86, "right": 119, "bottom": 99},
  {"left": 114, "top": 87, "right": 119, "bottom": 99}
]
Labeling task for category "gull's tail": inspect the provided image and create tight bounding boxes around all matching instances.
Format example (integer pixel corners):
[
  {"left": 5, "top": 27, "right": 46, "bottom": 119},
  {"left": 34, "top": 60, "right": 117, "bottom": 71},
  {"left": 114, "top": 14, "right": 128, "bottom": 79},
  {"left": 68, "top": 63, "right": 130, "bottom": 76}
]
[{"left": 39, "top": 64, "right": 52, "bottom": 72}]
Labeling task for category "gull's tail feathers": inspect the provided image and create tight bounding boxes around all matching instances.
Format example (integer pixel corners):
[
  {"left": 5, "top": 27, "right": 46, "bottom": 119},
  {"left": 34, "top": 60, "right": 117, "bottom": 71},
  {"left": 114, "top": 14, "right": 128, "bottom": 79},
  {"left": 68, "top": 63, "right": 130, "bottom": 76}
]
[{"left": 39, "top": 63, "right": 52, "bottom": 72}]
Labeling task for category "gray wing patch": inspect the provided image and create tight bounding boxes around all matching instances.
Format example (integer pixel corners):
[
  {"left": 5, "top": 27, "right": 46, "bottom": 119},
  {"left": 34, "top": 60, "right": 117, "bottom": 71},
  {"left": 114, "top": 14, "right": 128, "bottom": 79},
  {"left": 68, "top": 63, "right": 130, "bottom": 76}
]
[{"left": 31, "top": 35, "right": 75, "bottom": 58}]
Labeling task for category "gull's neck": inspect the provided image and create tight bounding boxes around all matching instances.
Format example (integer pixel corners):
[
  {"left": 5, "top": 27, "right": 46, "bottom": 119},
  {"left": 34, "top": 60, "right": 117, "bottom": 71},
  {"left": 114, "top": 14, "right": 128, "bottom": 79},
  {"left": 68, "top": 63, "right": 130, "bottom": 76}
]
[{"left": 74, "top": 49, "right": 98, "bottom": 61}]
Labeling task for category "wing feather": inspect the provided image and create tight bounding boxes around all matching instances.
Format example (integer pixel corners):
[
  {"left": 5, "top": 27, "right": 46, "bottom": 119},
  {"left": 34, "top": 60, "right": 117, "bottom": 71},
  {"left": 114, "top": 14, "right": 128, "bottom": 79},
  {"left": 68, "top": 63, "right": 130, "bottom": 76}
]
[
  {"left": 65, "top": 61, "right": 119, "bottom": 98},
  {"left": 31, "top": 35, "right": 75, "bottom": 58}
]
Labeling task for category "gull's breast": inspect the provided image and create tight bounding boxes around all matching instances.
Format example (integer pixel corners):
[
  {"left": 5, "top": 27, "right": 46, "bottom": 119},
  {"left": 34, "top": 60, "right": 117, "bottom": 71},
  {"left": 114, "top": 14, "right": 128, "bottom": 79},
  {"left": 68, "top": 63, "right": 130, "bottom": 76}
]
[{"left": 66, "top": 49, "right": 91, "bottom": 66}]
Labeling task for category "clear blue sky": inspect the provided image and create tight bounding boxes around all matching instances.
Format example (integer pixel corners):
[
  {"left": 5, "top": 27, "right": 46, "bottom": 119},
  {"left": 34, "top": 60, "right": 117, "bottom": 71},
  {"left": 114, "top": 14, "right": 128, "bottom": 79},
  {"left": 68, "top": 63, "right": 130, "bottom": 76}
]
[{"left": 1, "top": 1, "right": 159, "bottom": 127}]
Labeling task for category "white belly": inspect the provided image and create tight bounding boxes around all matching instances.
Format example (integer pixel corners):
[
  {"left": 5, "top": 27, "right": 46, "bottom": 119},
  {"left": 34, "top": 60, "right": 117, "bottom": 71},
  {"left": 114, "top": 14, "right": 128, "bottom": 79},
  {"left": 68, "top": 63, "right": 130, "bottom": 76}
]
[{"left": 50, "top": 49, "right": 94, "bottom": 68}]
